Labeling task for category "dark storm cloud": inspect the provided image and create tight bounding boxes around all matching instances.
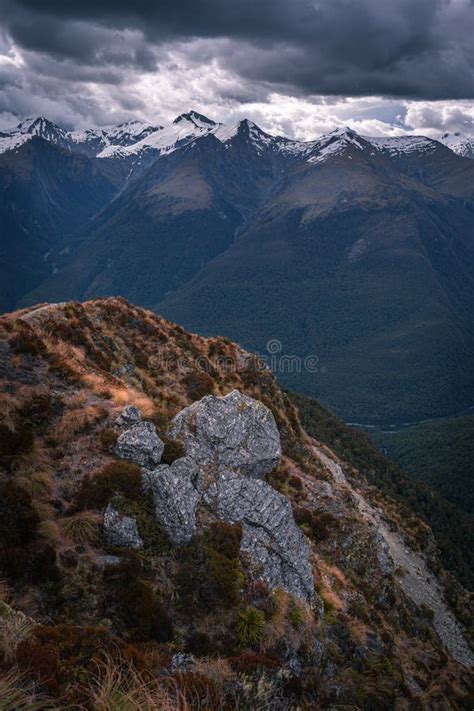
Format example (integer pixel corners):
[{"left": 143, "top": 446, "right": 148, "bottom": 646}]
[{"left": 2, "top": 0, "right": 473, "bottom": 100}]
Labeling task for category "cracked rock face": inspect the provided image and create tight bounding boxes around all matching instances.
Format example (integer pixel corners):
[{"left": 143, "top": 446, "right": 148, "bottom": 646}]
[
  {"left": 170, "top": 389, "right": 281, "bottom": 478},
  {"left": 205, "top": 471, "right": 314, "bottom": 602},
  {"left": 143, "top": 457, "right": 202, "bottom": 545},
  {"left": 115, "top": 405, "right": 141, "bottom": 426},
  {"left": 103, "top": 504, "right": 143, "bottom": 548},
  {"left": 115, "top": 421, "right": 164, "bottom": 468}
]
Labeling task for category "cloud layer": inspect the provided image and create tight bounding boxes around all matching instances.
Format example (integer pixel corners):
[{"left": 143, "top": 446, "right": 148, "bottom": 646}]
[{"left": 0, "top": 0, "right": 473, "bottom": 136}]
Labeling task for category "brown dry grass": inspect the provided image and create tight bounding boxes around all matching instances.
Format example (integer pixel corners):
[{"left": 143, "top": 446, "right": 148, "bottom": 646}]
[
  {"left": 0, "top": 668, "right": 56, "bottom": 710},
  {"left": 55, "top": 403, "right": 107, "bottom": 442},
  {"left": 0, "top": 608, "right": 35, "bottom": 664},
  {"left": 87, "top": 655, "right": 208, "bottom": 711},
  {"left": 59, "top": 511, "right": 102, "bottom": 546},
  {"left": 15, "top": 471, "right": 53, "bottom": 499}
]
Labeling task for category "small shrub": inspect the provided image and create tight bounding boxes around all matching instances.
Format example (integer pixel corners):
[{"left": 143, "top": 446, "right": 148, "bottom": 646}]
[
  {"left": 205, "top": 549, "right": 243, "bottom": 607},
  {"left": 290, "top": 603, "right": 303, "bottom": 630},
  {"left": 205, "top": 521, "right": 242, "bottom": 560},
  {"left": 183, "top": 371, "right": 215, "bottom": 401},
  {"left": 9, "top": 330, "right": 47, "bottom": 357},
  {"left": 16, "top": 636, "right": 60, "bottom": 693},
  {"left": 228, "top": 651, "right": 279, "bottom": 674},
  {"left": 293, "top": 506, "right": 337, "bottom": 542},
  {"left": 0, "top": 423, "right": 35, "bottom": 473},
  {"left": 121, "top": 580, "right": 173, "bottom": 642},
  {"left": 172, "top": 672, "right": 219, "bottom": 709},
  {"left": 237, "top": 608, "right": 265, "bottom": 648},
  {"left": 202, "top": 524, "right": 243, "bottom": 608},
  {"left": 160, "top": 435, "right": 185, "bottom": 465},
  {"left": 99, "top": 429, "right": 118, "bottom": 451},
  {"left": 0, "top": 484, "right": 58, "bottom": 583},
  {"left": 0, "top": 482, "right": 39, "bottom": 550},
  {"left": 76, "top": 461, "right": 142, "bottom": 510}
]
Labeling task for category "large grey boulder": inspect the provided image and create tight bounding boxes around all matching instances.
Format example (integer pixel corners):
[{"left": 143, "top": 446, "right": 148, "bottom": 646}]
[
  {"left": 103, "top": 504, "right": 143, "bottom": 548},
  {"left": 170, "top": 390, "right": 281, "bottom": 478},
  {"left": 143, "top": 457, "right": 201, "bottom": 545},
  {"left": 205, "top": 471, "right": 314, "bottom": 602},
  {"left": 115, "top": 421, "right": 164, "bottom": 468}
]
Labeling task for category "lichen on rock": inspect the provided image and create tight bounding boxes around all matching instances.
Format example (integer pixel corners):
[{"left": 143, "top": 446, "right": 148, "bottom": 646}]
[
  {"left": 115, "top": 405, "right": 141, "bottom": 426},
  {"left": 170, "top": 389, "right": 281, "bottom": 478},
  {"left": 103, "top": 503, "right": 143, "bottom": 548},
  {"left": 114, "top": 421, "right": 164, "bottom": 468},
  {"left": 143, "top": 456, "right": 202, "bottom": 545}
]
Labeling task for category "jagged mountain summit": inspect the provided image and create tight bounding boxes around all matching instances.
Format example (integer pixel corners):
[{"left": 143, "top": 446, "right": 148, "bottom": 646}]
[{"left": 0, "top": 298, "right": 472, "bottom": 708}]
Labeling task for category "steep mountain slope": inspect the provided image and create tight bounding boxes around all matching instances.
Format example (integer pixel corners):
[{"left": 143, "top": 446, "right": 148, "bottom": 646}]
[
  {"left": 159, "top": 133, "right": 474, "bottom": 423},
  {"left": 0, "top": 137, "right": 115, "bottom": 313},
  {"left": 290, "top": 393, "right": 474, "bottom": 590},
  {"left": 0, "top": 298, "right": 472, "bottom": 708}
]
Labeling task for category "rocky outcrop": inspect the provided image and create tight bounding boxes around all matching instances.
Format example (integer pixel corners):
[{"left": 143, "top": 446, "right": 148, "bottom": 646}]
[
  {"left": 144, "top": 457, "right": 202, "bottom": 545},
  {"left": 170, "top": 389, "right": 281, "bottom": 478},
  {"left": 114, "top": 421, "right": 164, "bottom": 468},
  {"left": 115, "top": 405, "right": 141, "bottom": 426},
  {"left": 205, "top": 471, "right": 314, "bottom": 602},
  {"left": 103, "top": 504, "right": 143, "bottom": 548},
  {"left": 112, "top": 390, "right": 312, "bottom": 601}
]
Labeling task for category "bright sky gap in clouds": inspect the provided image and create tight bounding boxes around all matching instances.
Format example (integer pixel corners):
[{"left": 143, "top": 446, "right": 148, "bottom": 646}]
[{"left": 0, "top": 0, "right": 472, "bottom": 138}]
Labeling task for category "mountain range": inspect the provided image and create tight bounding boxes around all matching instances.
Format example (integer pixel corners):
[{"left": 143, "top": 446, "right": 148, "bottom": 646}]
[{"left": 1, "top": 111, "right": 473, "bottom": 423}]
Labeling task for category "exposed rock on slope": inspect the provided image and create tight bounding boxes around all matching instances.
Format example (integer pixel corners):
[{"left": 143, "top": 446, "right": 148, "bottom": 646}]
[
  {"left": 315, "top": 447, "right": 474, "bottom": 667},
  {"left": 103, "top": 503, "right": 143, "bottom": 549},
  {"left": 113, "top": 392, "right": 311, "bottom": 601},
  {"left": 206, "top": 470, "right": 314, "bottom": 602},
  {"left": 115, "top": 421, "right": 164, "bottom": 468},
  {"left": 170, "top": 389, "right": 281, "bottom": 478},
  {"left": 144, "top": 457, "right": 202, "bottom": 545}
]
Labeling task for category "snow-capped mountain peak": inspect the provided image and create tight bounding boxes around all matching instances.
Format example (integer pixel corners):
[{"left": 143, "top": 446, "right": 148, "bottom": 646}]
[
  {"left": 307, "top": 127, "right": 369, "bottom": 164},
  {"left": 173, "top": 111, "right": 217, "bottom": 129},
  {"left": 438, "top": 132, "right": 473, "bottom": 159},
  {"left": 0, "top": 116, "right": 70, "bottom": 154},
  {"left": 14, "top": 116, "right": 69, "bottom": 144}
]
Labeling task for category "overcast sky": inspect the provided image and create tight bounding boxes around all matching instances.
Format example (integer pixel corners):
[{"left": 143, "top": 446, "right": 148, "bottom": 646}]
[{"left": 0, "top": 0, "right": 473, "bottom": 138}]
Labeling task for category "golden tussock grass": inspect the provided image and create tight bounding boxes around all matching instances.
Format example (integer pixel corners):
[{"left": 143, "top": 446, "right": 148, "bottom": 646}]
[
  {"left": 11, "top": 441, "right": 51, "bottom": 475},
  {"left": 59, "top": 511, "right": 102, "bottom": 546},
  {"left": 37, "top": 519, "right": 62, "bottom": 545},
  {"left": 104, "top": 383, "right": 155, "bottom": 417},
  {"left": 261, "top": 589, "right": 315, "bottom": 654},
  {"left": 0, "top": 608, "right": 35, "bottom": 664},
  {"left": 191, "top": 658, "right": 234, "bottom": 695},
  {"left": 15, "top": 471, "right": 54, "bottom": 500},
  {"left": 55, "top": 403, "right": 107, "bottom": 442},
  {"left": 87, "top": 655, "right": 191, "bottom": 711}
]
